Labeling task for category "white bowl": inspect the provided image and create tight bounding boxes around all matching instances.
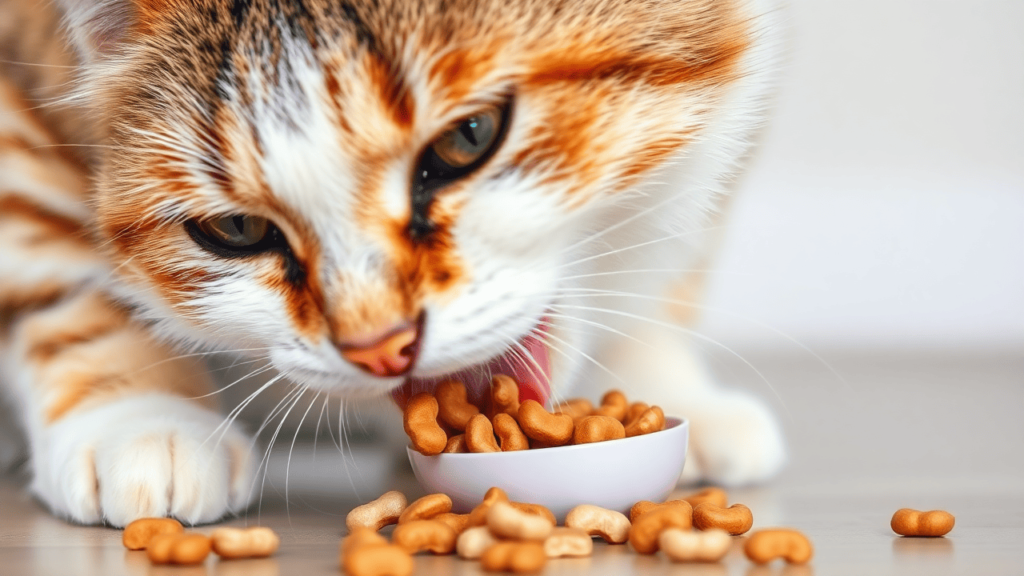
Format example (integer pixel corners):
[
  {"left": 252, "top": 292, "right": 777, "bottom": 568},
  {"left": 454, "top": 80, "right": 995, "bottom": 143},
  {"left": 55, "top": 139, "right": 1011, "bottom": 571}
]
[{"left": 407, "top": 417, "right": 688, "bottom": 522}]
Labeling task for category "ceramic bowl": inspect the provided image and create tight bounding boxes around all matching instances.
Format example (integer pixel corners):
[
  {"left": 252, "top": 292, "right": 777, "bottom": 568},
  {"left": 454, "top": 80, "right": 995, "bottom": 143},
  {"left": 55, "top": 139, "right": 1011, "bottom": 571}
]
[{"left": 407, "top": 417, "right": 688, "bottom": 522}]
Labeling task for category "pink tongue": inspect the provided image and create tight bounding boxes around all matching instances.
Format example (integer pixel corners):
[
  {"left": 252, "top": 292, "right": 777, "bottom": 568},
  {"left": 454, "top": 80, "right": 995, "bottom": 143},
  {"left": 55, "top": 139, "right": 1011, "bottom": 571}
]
[
  {"left": 393, "top": 329, "right": 552, "bottom": 409},
  {"left": 482, "top": 331, "right": 551, "bottom": 406}
]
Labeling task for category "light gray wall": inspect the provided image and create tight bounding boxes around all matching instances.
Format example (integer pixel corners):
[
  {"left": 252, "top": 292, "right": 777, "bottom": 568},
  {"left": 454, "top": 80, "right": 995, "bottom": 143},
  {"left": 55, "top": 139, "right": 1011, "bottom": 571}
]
[{"left": 701, "top": 0, "right": 1024, "bottom": 350}]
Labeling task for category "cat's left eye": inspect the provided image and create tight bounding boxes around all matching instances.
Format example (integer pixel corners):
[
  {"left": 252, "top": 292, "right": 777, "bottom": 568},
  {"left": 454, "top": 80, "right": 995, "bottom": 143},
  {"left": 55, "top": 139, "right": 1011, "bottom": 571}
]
[
  {"left": 430, "top": 108, "right": 502, "bottom": 169},
  {"left": 408, "top": 100, "right": 512, "bottom": 239}
]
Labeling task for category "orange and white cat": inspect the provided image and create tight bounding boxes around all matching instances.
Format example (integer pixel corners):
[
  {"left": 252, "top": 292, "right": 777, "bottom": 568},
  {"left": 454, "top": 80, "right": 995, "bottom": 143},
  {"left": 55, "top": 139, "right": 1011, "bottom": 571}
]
[{"left": 0, "top": 0, "right": 784, "bottom": 526}]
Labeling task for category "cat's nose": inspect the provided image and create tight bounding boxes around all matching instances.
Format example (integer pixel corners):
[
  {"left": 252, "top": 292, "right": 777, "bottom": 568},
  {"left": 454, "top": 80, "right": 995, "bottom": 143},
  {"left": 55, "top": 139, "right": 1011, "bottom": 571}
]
[{"left": 337, "top": 319, "right": 422, "bottom": 378}]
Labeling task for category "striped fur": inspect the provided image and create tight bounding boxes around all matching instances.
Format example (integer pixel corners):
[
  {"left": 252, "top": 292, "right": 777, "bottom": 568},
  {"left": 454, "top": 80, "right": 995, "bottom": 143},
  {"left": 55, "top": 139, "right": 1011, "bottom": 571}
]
[{"left": 1, "top": 0, "right": 786, "bottom": 526}]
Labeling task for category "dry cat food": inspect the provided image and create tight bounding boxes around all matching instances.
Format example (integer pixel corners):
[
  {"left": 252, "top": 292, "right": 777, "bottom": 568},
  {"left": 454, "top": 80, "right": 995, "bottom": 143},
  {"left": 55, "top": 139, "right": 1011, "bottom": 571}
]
[
  {"left": 403, "top": 379, "right": 667, "bottom": 454},
  {"left": 123, "top": 518, "right": 280, "bottom": 565},
  {"left": 744, "top": 528, "right": 814, "bottom": 564},
  {"left": 343, "top": 488, "right": 570, "bottom": 574},
  {"left": 402, "top": 394, "right": 448, "bottom": 456},
  {"left": 391, "top": 520, "right": 457, "bottom": 554},
  {"left": 347, "top": 490, "right": 408, "bottom": 531},
  {"left": 564, "top": 504, "right": 631, "bottom": 544},
  {"left": 341, "top": 487, "right": 820, "bottom": 573},
  {"left": 456, "top": 526, "right": 501, "bottom": 559},
  {"left": 146, "top": 533, "right": 213, "bottom": 565},
  {"left": 681, "top": 486, "right": 729, "bottom": 508},
  {"left": 480, "top": 541, "right": 548, "bottom": 573},
  {"left": 398, "top": 493, "right": 452, "bottom": 524},
  {"left": 659, "top": 527, "right": 732, "bottom": 562},
  {"left": 432, "top": 512, "right": 470, "bottom": 534},
  {"left": 210, "top": 526, "right": 280, "bottom": 559},
  {"left": 543, "top": 527, "right": 593, "bottom": 558},
  {"left": 510, "top": 502, "right": 558, "bottom": 526},
  {"left": 692, "top": 502, "right": 754, "bottom": 535},
  {"left": 890, "top": 508, "right": 955, "bottom": 537},
  {"left": 342, "top": 527, "right": 415, "bottom": 576},
  {"left": 628, "top": 502, "right": 694, "bottom": 554},
  {"left": 122, "top": 517, "right": 184, "bottom": 550},
  {"left": 486, "top": 501, "right": 555, "bottom": 541},
  {"left": 467, "top": 486, "right": 512, "bottom": 527}
]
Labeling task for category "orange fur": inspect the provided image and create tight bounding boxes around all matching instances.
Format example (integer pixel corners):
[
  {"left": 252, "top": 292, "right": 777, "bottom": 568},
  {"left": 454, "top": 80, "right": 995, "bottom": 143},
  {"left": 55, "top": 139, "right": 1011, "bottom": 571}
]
[{"left": 0, "top": 0, "right": 778, "bottom": 524}]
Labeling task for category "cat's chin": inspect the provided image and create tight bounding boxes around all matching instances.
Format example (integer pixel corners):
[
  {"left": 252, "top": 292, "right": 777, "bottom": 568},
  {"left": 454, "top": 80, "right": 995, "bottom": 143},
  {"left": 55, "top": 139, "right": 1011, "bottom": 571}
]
[{"left": 392, "top": 326, "right": 552, "bottom": 411}]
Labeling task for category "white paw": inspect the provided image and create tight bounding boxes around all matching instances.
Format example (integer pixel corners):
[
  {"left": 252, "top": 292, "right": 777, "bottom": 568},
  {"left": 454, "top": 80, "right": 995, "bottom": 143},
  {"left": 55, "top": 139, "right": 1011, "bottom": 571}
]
[
  {"left": 677, "top": 389, "right": 786, "bottom": 487},
  {"left": 31, "top": 394, "right": 255, "bottom": 527}
]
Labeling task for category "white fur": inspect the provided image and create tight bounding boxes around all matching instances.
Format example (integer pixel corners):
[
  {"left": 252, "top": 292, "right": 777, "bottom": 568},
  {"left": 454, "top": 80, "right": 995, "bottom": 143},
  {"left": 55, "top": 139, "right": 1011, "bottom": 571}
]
[
  {"left": 28, "top": 394, "right": 254, "bottom": 526},
  {"left": 1, "top": 0, "right": 789, "bottom": 528},
  {"left": 109, "top": 0, "right": 787, "bottom": 483}
]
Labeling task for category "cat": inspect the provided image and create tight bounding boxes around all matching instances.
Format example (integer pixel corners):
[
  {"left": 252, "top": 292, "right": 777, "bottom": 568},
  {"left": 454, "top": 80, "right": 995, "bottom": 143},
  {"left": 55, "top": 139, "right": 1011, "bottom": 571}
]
[{"left": 0, "top": 0, "right": 785, "bottom": 527}]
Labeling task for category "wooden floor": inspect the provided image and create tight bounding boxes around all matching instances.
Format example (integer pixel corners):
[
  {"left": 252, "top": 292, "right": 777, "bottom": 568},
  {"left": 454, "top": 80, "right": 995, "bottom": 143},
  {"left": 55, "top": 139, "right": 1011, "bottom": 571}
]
[{"left": 1, "top": 350, "right": 1022, "bottom": 576}]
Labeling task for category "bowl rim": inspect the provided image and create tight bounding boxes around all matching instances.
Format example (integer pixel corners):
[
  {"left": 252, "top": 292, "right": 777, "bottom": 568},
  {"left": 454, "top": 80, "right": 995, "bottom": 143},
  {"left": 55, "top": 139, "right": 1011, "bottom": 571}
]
[{"left": 407, "top": 416, "right": 687, "bottom": 459}]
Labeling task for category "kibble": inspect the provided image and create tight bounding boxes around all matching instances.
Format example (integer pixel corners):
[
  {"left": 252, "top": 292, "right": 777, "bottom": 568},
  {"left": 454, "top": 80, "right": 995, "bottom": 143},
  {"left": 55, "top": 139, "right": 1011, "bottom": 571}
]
[{"left": 891, "top": 509, "right": 955, "bottom": 537}]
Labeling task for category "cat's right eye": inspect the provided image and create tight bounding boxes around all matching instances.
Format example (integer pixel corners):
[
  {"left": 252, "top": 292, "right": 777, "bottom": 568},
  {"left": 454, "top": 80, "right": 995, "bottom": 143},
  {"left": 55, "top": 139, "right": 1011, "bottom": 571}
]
[
  {"left": 186, "top": 215, "right": 287, "bottom": 257},
  {"left": 199, "top": 215, "right": 268, "bottom": 248}
]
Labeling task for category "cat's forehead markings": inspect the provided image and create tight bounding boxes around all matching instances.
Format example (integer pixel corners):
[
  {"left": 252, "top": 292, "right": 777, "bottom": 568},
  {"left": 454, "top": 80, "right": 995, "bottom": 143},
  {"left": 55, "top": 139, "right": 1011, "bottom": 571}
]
[
  {"left": 366, "top": 53, "right": 416, "bottom": 130},
  {"left": 524, "top": 36, "right": 749, "bottom": 90},
  {"left": 427, "top": 44, "right": 504, "bottom": 104}
]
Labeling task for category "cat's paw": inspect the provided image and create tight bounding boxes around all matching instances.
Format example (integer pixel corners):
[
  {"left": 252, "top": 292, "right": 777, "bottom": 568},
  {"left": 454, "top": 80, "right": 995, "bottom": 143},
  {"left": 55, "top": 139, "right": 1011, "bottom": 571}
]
[
  {"left": 677, "top": 389, "right": 786, "bottom": 487},
  {"left": 31, "top": 394, "right": 255, "bottom": 527}
]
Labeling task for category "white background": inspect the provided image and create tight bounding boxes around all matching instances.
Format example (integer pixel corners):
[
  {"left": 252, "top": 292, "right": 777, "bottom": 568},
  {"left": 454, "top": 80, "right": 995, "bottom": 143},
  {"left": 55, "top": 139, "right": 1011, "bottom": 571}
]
[{"left": 700, "top": 0, "right": 1024, "bottom": 351}]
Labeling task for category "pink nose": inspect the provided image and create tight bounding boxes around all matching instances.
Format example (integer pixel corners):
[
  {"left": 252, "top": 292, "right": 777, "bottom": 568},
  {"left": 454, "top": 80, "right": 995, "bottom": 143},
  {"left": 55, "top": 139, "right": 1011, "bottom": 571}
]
[{"left": 337, "top": 321, "right": 421, "bottom": 378}]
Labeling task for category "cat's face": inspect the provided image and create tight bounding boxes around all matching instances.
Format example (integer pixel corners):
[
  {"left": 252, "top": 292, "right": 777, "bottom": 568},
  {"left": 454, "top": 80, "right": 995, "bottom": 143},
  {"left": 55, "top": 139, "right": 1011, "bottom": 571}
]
[{"left": 82, "top": 0, "right": 751, "bottom": 400}]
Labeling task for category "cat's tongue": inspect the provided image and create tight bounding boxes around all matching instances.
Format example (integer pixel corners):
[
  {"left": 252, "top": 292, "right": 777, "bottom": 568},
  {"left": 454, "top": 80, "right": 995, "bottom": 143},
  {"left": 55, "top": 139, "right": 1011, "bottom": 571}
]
[{"left": 392, "top": 328, "right": 551, "bottom": 410}]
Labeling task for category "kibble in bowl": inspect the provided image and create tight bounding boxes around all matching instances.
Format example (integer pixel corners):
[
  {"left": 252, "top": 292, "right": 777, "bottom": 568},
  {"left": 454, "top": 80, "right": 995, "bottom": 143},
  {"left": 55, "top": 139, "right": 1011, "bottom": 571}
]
[{"left": 407, "top": 415, "right": 688, "bottom": 523}]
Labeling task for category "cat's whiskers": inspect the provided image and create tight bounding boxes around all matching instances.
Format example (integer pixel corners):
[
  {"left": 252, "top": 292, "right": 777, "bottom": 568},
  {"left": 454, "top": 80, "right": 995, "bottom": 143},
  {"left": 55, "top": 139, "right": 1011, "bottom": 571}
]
[
  {"left": 175, "top": 358, "right": 274, "bottom": 483},
  {"left": 548, "top": 302, "right": 791, "bottom": 418},
  {"left": 191, "top": 360, "right": 276, "bottom": 401},
  {"left": 124, "top": 347, "right": 274, "bottom": 385},
  {"left": 1, "top": 87, "right": 98, "bottom": 118},
  {"left": 532, "top": 326, "right": 629, "bottom": 389},
  {"left": 553, "top": 225, "right": 725, "bottom": 273},
  {"left": 541, "top": 311, "right": 653, "bottom": 350},
  {"left": 284, "top": 389, "right": 322, "bottom": 525},
  {"left": 549, "top": 183, "right": 701, "bottom": 261},
  {"left": 250, "top": 384, "right": 308, "bottom": 522},
  {"left": 498, "top": 333, "right": 550, "bottom": 395},
  {"left": 320, "top": 396, "right": 343, "bottom": 454},
  {"left": 559, "top": 267, "right": 750, "bottom": 283},
  {"left": 199, "top": 371, "right": 287, "bottom": 478},
  {"left": 338, "top": 398, "right": 367, "bottom": 499},
  {"left": 544, "top": 286, "right": 847, "bottom": 391},
  {"left": 0, "top": 58, "right": 76, "bottom": 68},
  {"left": 312, "top": 395, "right": 329, "bottom": 464},
  {"left": 23, "top": 143, "right": 121, "bottom": 153}
]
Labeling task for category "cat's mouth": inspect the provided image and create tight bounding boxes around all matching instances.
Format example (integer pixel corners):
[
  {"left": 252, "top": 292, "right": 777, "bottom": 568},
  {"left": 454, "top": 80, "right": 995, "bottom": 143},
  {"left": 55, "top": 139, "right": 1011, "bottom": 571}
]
[{"left": 391, "top": 324, "right": 552, "bottom": 410}]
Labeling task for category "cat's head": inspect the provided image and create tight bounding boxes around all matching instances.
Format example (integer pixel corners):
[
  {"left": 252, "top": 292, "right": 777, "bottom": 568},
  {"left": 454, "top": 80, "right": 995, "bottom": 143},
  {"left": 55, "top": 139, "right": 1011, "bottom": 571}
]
[{"left": 64, "top": 0, "right": 759, "bottom": 402}]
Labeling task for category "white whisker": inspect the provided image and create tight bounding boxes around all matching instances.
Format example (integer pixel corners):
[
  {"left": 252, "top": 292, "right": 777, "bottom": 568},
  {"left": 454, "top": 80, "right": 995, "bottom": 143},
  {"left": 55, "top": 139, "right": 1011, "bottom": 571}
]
[
  {"left": 252, "top": 386, "right": 308, "bottom": 522},
  {"left": 550, "top": 303, "right": 791, "bottom": 418},
  {"left": 285, "top": 390, "right": 321, "bottom": 525}
]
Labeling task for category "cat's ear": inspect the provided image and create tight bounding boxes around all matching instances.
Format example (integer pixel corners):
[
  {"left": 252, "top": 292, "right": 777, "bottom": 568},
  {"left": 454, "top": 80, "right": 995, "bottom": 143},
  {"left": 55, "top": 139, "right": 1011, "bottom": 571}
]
[{"left": 57, "top": 0, "right": 140, "bottom": 62}]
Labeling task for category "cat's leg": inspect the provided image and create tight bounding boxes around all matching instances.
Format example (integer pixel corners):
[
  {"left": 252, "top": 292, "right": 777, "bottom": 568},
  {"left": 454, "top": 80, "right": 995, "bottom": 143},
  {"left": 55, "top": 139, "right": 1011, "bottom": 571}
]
[
  {"left": 3, "top": 290, "right": 257, "bottom": 526},
  {"left": 0, "top": 80, "right": 255, "bottom": 526},
  {"left": 597, "top": 323, "right": 786, "bottom": 486}
]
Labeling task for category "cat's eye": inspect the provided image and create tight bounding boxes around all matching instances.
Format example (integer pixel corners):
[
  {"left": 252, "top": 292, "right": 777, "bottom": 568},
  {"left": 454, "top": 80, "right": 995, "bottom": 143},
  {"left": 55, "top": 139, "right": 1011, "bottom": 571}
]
[
  {"left": 186, "top": 214, "right": 289, "bottom": 257},
  {"left": 430, "top": 108, "right": 501, "bottom": 169},
  {"left": 186, "top": 215, "right": 304, "bottom": 283},
  {"left": 409, "top": 100, "right": 513, "bottom": 239},
  {"left": 198, "top": 215, "right": 269, "bottom": 248}
]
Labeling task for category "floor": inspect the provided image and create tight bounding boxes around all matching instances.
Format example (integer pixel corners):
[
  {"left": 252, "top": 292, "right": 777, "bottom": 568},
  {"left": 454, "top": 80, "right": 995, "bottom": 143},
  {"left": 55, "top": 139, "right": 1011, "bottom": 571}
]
[{"left": 0, "top": 350, "right": 1022, "bottom": 576}]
